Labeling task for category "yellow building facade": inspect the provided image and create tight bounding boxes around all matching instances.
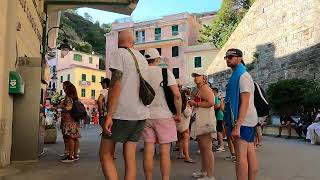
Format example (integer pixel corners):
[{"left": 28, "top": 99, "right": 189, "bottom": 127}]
[
  {"left": 184, "top": 44, "right": 220, "bottom": 87},
  {"left": 57, "top": 66, "right": 106, "bottom": 109},
  {"left": 0, "top": 0, "right": 138, "bottom": 167}
]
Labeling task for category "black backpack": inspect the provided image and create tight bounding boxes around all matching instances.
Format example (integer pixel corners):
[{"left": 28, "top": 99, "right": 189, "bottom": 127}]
[
  {"left": 70, "top": 100, "right": 87, "bottom": 122},
  {"left": 254, "top": 82, "right": 270, "bottom": 117},
  {"left": 161, "top": 68, "right": 187, "bottom": 115}
]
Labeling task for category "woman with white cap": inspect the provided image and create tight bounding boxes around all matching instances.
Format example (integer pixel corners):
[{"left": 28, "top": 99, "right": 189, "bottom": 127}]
[
  {"left": 142, "top": 48, "right": 182, "bottom": 180},
  {"left": 189, "top": 70, "right": 216, "bottom": 180}
]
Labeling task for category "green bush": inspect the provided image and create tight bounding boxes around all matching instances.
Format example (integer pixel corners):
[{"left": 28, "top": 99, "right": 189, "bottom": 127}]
[{"left": 267, "top": 79, "right": 320, "bottom": 114}]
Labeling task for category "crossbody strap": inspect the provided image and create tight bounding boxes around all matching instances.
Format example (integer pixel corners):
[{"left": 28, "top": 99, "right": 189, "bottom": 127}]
[
  {"left": 126, "top": 48, "right": 142, "bottom": 77},
  {"left": 255, "top": 82, "right": 269, "bottom": 105},
  {"left": 162, "top": 68, "right": 168, "bottom": 86}
]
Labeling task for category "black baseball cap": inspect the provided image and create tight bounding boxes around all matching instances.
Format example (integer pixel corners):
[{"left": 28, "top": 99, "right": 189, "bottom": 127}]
[
  {"left": 100, "top": 78, "right": 110, "bottom": 84},
  {"left": 225, "top": 48, "right": 243, "bottom": 58}
]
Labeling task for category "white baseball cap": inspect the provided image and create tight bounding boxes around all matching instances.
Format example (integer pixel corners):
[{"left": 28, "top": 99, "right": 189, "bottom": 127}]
[
  {"left": 144, "top": 48, "right": 161, "bottom": 60},
  {"left": 191, "top": 69, "right": 207, "bottom": 77}
]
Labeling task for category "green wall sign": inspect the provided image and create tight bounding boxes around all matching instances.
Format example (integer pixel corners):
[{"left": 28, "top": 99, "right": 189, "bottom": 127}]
[{"left": 9, "top": 71, "right": 24, "bottom": 94}]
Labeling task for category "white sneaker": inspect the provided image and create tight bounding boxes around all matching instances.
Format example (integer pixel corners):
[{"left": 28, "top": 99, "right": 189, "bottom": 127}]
[
  {"left": 197, "top": 176, "right": 216, "bottom": 180},
  {"left": 215, "top": 147, "right": 226, "bottom": 152},
  {"left": 192, "top": 171, "right": 207, "bottom": 178}
]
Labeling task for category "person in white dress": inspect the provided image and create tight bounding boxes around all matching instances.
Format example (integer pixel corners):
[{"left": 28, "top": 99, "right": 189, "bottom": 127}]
[{"left": 306, "top": 110, "right": 320, "bottom": 145}]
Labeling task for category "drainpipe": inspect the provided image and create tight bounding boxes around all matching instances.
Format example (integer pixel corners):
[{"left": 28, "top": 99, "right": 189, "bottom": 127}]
[{"left": 41, "top": 2, "right": 48, "bottom": 67}]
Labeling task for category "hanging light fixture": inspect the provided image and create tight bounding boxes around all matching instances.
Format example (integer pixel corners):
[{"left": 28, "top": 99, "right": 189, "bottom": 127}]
[
  {"left": 46, "top": 25, "right": 72, "bottom": 58},
  {"left": 57, "top": 39, "right": 72, "bottom": 58}
]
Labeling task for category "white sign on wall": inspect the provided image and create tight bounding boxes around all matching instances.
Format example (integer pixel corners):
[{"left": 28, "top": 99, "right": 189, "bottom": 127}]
[{"left": 79, "top": 81, "right": 91, "bottom": 87}]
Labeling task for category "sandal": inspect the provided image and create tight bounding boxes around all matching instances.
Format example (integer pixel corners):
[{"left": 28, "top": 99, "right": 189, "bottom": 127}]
[{"left": 184, "top": 159, "right": 196, "bottom": 164}]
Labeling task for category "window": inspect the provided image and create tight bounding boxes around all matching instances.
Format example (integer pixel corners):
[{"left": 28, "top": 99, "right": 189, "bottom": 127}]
[
  {"left": 52, "top": 65, "right": 56, "bottom": 73},
  {"left": 67, "top": 74, "right": 70, "bottom": 81},
  {"left": 135, "top": 31, "right": 139, "bottom": 43},
  {"left": 82, "top": 74, "right": 86, "bottom": 81},
  {"left": 194, "top": 56, "right": 202, "bottom": 68},
  {"left": 156, "top": 48, "right": 162, "bottom": 55},
  {"left": 81, "top": 89, "right": 86, "bottom": 97},
  {"left": 60, "top": 76, "right": 63, "bottom": 83},
  {"left": 172, "top": 46, "right": 179, "bottom": 57},
  {"left": 73, "top": 54, "right": 82, "bottom": 62},
  {"left": 172, "top": 68, "right": 179, "bottom": 79},
  {"left": 60, "top": 90, "right": 63, "bottom": 95},
  {"left": 135, "top": 30, "right": 145, "bottom": 43},
  {"left": 172, "top": 25, "right": 179, "bottom": 36},
  {"left": 155, "top": 28, "right": 161, "bottom": 40},
  {"left": 91, "top": 90, "right": 96, "bottom": 99},
  {"left": 92, "top": 75, "right": 96, "bottom": 82},
  {"left": 89, "top": 57, "right": 93, "bottom": 64},
  {"left": 101, "top": 77, "right": 104, "bottom": 82},
  {"left": 139, "top": 50, "right": 145, "bottom": 55}
]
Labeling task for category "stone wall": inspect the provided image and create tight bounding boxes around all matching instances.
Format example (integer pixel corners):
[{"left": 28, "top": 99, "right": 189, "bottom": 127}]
[{"left": 207, "top": 0, "right": 320, "bottom": 92}]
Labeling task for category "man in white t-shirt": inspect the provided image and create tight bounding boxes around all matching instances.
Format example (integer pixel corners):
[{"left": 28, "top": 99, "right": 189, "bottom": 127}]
[
  {"left": 225, "top": 48, "right": 258, "bottom": 180},
  {"left": 142, "top": 48, "right": 182, "bottom": 180},
  {"left": 99, "top": 30, "right": 150, "bottom": 180}
]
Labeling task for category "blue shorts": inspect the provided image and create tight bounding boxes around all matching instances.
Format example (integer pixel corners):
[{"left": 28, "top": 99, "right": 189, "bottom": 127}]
[
  {"left": 240, "top": 126, "right": 256, "bottom": 143},
  {"left": 226, "top": 125, "right": 256, "bottom": 143}
]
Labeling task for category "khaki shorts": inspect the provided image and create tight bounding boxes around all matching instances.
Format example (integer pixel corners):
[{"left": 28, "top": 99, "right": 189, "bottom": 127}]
[{"left": 102, "top": 119, "right": 145, "bottom": 143}]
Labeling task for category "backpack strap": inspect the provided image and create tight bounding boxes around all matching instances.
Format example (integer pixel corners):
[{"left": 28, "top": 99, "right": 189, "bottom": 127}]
[
  {"left": 162, "top": 68, "right": 168, "bottom": 86},
  {"left": 255, "top": 82, "right": 269, "bottom": 105}
]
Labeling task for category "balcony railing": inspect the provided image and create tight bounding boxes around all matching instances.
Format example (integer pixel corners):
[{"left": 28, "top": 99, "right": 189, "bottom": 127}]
[{"left": 135, "top": 33, "right": 183, "bottom": 45}]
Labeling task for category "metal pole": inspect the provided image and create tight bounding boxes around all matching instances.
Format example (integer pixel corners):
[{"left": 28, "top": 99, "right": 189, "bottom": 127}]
[{"left": 41, "top": 2, "right": 48, "bottom": 66}]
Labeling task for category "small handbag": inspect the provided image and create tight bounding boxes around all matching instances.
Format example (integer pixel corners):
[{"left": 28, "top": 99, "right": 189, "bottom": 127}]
[{"left": 127, "top": 48, "right": 155, "bottom": 106}]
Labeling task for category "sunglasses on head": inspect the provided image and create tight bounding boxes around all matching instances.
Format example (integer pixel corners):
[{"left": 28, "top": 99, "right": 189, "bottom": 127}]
[{"left": 224, "top": 55, "right": 239, "bottom": 60}]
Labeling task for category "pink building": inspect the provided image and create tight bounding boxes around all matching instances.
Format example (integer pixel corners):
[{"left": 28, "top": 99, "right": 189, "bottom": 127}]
[
  {"left": 105, "top": 13, "right": 202, "bottom": 84},
  {"left": 57, "top": 50, "right": 100, "bottom": 71}
]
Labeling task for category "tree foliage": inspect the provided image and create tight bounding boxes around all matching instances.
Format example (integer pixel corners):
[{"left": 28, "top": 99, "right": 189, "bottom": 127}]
[
  {"left": 57, "top": 11, "right": 112, "bottom": 55},
  {"left": 267, "top": 79, "right": 320, "bottom": 114},
  {"left": 199, "top": 0, "right": 255, "bottom": 48},
  {"left": 75, "top": 41, "right": 92, "bottom": 53}
]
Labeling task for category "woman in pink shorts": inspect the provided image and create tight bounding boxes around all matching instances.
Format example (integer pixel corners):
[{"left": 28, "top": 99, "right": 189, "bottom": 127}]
[{"left": 142, "top": 48, "right": 182, "bottom": 180}]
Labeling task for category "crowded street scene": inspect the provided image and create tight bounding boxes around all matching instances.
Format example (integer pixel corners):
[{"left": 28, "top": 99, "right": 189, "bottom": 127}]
[{"left": 0, "top": 0, "right": 319, "bottom": 180}]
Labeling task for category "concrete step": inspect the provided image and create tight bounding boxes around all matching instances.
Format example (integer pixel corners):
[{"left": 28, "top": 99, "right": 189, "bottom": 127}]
[{"left": 262, "top": 125, "right": 302, "bottom": 137}]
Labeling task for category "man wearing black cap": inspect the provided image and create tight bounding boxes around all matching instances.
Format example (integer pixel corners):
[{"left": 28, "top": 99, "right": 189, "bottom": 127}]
[
  {"left": 224, "top": 48, "right": 259, "bottom": 180},
  {"left": 98, "top": 78, "right": 110, "bottom": 125}
]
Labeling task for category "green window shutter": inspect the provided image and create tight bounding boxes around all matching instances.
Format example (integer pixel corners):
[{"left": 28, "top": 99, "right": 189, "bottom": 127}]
[
  {"left": 172, "top": 46, "right": 179, "bottom": 57},
  {"left": 82, "top": 74, "right": 86, "bottom": 81},
  {"left": 172, "top": 25, "right": 179, "bottom": 36},
  {"left": 73, "top": 54, "right": 82, "bottom": 62},
  {"left": 89, "top": 57, "right": 93, "bottom": 64},
  {"left": 194, "top": 56, "right": 202, "bottom": 68},
  {"left": 67, "top": 74, "right": 70, "bottom": 81},
  {"left": 92, "top": 75, "right": 96, "bottom": 82},
  {"left": 60, "top": 76, "right": 63, "bottom": 83},
  {"left": 135, "top": 31, "right": 139, "bottom": 43},
  {"left": 101, "top": 77, "right": 104, "bottom": 82},
  {"left": 155, "top": 28, "right": 161, "bottom": 40},
  {"left": 81, "top": 89, "right": 86, "bottom": 97},
  {"left": 91, "top": 90, "right": 96, "bottom": 99},
  {"left": 172, "top": 68, "right": 179, "bottom": 79}
]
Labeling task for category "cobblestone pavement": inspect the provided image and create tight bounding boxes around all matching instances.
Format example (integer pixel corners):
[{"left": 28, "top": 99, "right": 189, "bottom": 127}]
[{"left": 1, "top": 125, "right": 319, "bottom": 180}]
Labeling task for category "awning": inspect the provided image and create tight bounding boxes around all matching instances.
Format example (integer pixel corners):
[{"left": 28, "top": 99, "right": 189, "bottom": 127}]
[
  {"left": 45, "top": 0, "right": 139, "bottom": 48},
  {"left": 45, "top": 0, "right": 138, "bottom": 15}
]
